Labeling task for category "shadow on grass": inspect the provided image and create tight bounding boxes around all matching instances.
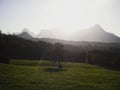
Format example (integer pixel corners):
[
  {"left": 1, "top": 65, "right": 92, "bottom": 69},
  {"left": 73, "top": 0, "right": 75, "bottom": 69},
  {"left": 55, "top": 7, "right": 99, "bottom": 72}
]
[{"left": 44, "top": 67, "right": 65, "bottom": 72}]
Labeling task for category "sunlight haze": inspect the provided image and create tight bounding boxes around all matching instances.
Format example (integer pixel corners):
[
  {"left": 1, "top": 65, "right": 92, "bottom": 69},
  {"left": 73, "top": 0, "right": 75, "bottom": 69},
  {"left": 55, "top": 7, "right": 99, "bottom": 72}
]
[{"left": 0, "top": 0, "right": 120, "bottom": 36}]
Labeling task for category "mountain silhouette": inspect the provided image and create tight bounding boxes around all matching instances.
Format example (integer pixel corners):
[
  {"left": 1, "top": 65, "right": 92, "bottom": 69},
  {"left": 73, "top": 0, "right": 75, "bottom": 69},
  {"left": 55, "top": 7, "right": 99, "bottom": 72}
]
[
  {"left": 72, "top": 24, "right": 120, "bottom": 42},
  {"left": 22, "top": 28, "right": 36, "bottom": 37},
  {"left": 17, "top": 24, "right": 120, "bottom": 43},
  {"left": 17, "top": 31, "right": 33, "bottom": 39}
]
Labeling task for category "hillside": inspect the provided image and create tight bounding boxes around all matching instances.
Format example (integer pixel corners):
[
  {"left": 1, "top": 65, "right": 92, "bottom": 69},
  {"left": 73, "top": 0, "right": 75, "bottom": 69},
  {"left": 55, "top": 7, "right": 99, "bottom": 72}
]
[
  {"left": 1, "top": 33, "right": 120, "bottom": 69},
  {"left": 0, "top": 60, "right": 120, "bottom": 90}
]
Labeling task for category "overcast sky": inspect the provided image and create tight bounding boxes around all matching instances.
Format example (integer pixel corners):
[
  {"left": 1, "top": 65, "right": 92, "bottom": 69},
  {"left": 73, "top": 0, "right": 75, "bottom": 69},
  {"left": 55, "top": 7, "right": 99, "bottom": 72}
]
[{"left": 0, "top": 0, "right": 120, "bottom": 36}]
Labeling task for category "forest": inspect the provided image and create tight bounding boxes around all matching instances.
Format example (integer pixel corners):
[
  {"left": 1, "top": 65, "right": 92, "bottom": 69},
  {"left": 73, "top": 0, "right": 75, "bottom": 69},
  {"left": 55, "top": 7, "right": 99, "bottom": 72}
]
[{"left": 0, "top": 32, "right": 120, "bottom": 70}]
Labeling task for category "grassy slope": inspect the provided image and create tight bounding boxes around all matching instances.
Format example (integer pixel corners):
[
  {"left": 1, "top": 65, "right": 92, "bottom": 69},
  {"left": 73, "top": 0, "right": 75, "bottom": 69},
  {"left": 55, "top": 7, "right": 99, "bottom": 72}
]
[{"left": 0, "top": 60, "right": 120, "bottom": 90}]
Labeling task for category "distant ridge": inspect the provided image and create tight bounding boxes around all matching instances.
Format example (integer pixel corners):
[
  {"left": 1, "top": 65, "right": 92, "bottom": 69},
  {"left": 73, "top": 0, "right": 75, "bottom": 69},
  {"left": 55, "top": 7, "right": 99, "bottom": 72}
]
[{"left": 17, "top": 24, "right": 120, "bottom": 43}]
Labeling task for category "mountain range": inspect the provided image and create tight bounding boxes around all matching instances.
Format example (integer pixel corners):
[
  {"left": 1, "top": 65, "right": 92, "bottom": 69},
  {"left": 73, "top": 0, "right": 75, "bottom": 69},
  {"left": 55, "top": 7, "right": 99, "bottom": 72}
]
[{"left": 17, "top": 24, "right": 120, "bottom": 44}]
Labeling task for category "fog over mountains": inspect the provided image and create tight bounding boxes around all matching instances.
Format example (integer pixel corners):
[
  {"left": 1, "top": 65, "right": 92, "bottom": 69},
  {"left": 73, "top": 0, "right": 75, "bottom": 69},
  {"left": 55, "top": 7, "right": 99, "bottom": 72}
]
[{"left": 17, "top": 24, "right": 120, "bottom": 43}]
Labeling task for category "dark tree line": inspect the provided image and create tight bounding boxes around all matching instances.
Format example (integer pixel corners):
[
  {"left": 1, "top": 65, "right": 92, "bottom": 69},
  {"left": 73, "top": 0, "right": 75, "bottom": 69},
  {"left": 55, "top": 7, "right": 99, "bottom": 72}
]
[
  {"left": 0, "top": 33, "right": 52, "bottom": 60},
  {"left": 0, "top": 32, "right": 120, "bottom": 70},
  {"left": 87, "top": 49, "right": 120, "bottom": 70}
]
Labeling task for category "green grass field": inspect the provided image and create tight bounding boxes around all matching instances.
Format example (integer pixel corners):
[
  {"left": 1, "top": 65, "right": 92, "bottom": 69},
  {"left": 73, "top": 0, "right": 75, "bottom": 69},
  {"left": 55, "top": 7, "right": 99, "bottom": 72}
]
[{"left": 0, "top": 59, "right": 120, "bottom": 90}]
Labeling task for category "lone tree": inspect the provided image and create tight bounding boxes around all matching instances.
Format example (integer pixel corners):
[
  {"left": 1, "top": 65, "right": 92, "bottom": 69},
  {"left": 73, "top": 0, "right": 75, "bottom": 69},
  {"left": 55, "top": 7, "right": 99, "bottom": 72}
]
[{"left": 54, "top": 43, "right": 64, "bottom": 69}]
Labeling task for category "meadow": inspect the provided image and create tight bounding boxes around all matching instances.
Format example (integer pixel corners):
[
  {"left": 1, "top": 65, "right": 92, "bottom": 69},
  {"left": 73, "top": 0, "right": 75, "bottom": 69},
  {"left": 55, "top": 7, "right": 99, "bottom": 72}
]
[{"left": 0, "top": 59, "right": 120, "bottom": 90}]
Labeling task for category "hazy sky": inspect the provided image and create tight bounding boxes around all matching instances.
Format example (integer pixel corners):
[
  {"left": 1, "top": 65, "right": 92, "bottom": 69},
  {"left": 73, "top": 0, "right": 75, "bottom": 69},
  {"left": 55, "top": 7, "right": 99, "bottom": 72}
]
[{"left": 0, "top": 0, "right": 120, "bottom": 36}]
